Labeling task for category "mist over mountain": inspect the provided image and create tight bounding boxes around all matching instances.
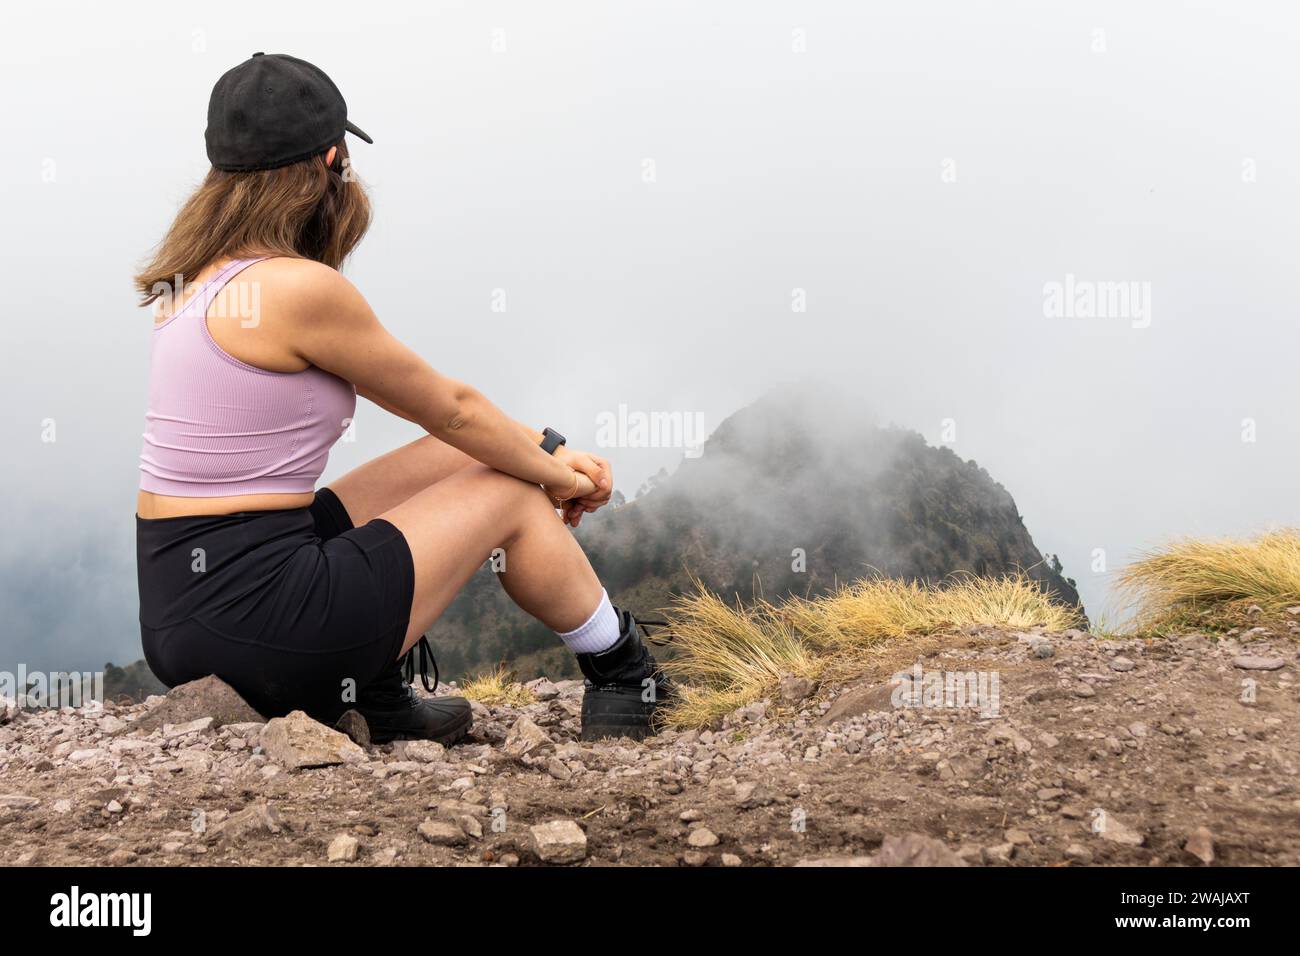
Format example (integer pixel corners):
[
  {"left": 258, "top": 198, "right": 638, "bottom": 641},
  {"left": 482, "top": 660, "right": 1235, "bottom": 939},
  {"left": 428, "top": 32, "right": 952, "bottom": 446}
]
[{"left": 429, "top": 387, "right": 1083, "bottom": 681}]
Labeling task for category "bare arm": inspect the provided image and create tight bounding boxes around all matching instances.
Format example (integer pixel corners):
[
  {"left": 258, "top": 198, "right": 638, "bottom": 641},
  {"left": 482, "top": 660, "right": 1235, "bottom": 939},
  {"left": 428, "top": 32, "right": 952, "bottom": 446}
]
[{"left": 278, "top": 262, "right": 590, "bottom": 498}]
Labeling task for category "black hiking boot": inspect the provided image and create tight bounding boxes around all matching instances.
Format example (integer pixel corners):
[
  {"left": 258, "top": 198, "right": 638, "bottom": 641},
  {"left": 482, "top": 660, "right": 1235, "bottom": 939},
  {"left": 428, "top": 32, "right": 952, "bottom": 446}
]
[
  {"left": 352, "top": 637, "right": 472, "bottom": 745},
  {"left": 577, "top": 608, "right": 672, "bottom": 741}
]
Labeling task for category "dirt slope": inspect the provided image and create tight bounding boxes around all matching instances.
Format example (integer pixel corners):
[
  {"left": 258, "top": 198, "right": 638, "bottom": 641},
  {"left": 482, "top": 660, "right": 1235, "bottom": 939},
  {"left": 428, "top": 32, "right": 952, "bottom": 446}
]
[{"left": 1, "top": 625, "right": 1296, "bottom": 867}]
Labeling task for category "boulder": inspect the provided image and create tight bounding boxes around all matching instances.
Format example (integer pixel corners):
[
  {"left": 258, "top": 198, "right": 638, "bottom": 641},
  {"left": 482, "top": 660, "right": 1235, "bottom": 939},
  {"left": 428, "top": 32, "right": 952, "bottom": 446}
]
[{"left": 134, "top": 676, "right": 263, "bottom": 732}]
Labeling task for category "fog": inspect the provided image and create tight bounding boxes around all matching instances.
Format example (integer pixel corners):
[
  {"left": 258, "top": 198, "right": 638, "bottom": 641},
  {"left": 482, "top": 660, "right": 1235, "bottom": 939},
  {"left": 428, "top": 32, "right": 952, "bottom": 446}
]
[{"left": 2, "top": 0, "right": 1297, "bottom": 673}]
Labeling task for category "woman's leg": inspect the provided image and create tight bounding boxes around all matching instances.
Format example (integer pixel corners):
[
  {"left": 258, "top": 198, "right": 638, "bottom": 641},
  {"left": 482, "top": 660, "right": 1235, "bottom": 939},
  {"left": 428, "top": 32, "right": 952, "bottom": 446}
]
[
  {"left": 328, "top": 435, "right": 476, "bottom": 527},
  {"left": 378, "top": 464, "right": 605, "bottom": 655}
]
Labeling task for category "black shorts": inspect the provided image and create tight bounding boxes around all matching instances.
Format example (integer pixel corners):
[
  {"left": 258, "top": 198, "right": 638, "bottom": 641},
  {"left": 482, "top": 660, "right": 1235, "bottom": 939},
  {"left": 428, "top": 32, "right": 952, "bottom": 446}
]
[{"left": 136, "top": 488, "right": 414, "bottom": 721}]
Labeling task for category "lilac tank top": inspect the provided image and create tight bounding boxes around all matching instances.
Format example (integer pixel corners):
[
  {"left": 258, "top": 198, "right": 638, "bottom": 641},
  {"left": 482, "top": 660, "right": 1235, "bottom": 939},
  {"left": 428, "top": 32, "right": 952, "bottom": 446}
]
[{"left": 139, "top": 257, "right": 357, "bottom": 497}]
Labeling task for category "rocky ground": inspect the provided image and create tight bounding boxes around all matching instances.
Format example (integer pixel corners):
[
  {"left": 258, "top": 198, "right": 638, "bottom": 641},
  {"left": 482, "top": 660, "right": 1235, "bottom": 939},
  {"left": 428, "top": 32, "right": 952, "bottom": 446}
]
[{"left": 2, "top": 623, "right": 1297, "bottom": 867}]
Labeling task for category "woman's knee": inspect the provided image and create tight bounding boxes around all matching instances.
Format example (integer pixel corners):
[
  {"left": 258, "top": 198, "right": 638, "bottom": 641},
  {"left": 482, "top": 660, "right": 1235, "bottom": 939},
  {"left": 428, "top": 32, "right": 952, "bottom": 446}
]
[{"left": 460, "top": 464, "right": 554, "bottom": 521}]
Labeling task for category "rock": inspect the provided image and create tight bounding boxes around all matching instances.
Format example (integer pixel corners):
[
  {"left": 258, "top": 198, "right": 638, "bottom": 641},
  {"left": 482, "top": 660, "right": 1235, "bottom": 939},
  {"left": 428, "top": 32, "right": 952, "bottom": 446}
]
[
  {"left": 1110, "top": 656, "right": 1136, "bottom": 672},
  {"left": 734, "top": 781, "right": 776, "bottom": 809},
  {"left": 1232, "top": 655, "right": 1285, "bottom": 671},
  {"left": 1004, "top": 829, "right": 1032, "bottom": 846},
  {"left": 135, "top": 675, "right": 264, "bottom": 732},
  {"left": 401, "top": 739, "right": 446, "bottom": 763},
  {"left": 795, "top": 855, "right": 874, "bottom": 867},
  {"left": 531, "top": 820, "right": 587, "bottom": 863},
  {"left": 333, "top": 710, "right": 371, "bottom": 747},
  {"left": 776, "top": 675, "right": 816, "bottom": 706},
  {"left": 162, "top": 717, "right": 214, "bottom": 739},
  {"left": 328, "top": 834, "right": 360, "bottom": 862},
  {"left": 260, "top": 711, "right": 365, "bottom": 770},
  {"left": 981, "top": 843, "right": 1015, "bottom": 864},
  {"left": 721, "top": 853, "right": 743, "bottom": 867},
  {"left": 418, "top": 819, "right": 467, "bottom": 846},
  {"left": 1072, "top": 682, "right": 1096, "bottom": 699},
  {"left": 0, "top": 794, "right": 40, "bottom": 810},
  {"left": 681, "top": 850, "right": 710, "bottom": 867},
  {"left": 1184, "top": 827, "right": 1215, "bottom": 865},
  {"left": 527, "top": 678, "right": 560, "bottom": 701},
  {"left": 687, "top": 827, "right": 719, "bottom": 848},
  {"left": 504, "top": 716, "right": 552, "bottom": 758},
  {"left": 1093, "top": 809, "right": 1145, "bottom": 846},
  {"left": 207, "top": 800, "right": 284, "bottom": 843},
  {"left": 1033, "top": 643, "right": 1055, "bottom": 659},
  {"left": 868, "top": 833, "right": 966, "bottom": 866},
  {"left": 817, "top": 681, "right": 899, "bottom": 725},
  {"left": 545, "top": 757, "right": 572, "bottom": 781},
  {"left": 1064, "top": 843, "right": 1094, "bottom": 864}
]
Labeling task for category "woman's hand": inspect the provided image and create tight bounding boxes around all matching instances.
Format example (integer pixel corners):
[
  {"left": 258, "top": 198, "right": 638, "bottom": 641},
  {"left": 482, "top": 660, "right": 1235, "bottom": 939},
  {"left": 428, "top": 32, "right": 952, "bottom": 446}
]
[
  {"left": 542, "top": 467, "right": 596, "bottom": 527},
  {"left": 554, "top": 448, "right": 614, "bottom": 527}
]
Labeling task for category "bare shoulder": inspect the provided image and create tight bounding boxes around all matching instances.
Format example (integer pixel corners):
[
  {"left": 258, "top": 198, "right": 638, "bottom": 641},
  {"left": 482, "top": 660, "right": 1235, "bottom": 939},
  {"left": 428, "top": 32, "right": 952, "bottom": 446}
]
[{"left": 240, "top": 257, "right": 372, "bottom": 326}]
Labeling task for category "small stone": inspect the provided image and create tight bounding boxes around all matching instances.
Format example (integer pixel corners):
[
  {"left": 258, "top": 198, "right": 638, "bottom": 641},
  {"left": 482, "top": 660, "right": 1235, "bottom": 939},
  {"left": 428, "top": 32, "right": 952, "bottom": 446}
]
[
  {"left": 1093, "top": 810, "right": 1145, "bottom": 846},
  {"left": 1109, "top": 656, "right": 1136, "bottom": 672},
  {"left": 402, "top": 739, "right": 446, "bottom": 763},
  {"left": 1232, "top": 655, "right": 1285, "bottom": 671},
  {"left": 260, "top": 710, "right": 366, "bottom": 769},
  {"left": 1184, "top": 827, "right": 1215, "bottom": 865},
  {"left": 530, "top": 820, "right": 587, "bottom": 863},
  {"left": 545, "top": 757, "right": 573, "bottom": 781},
  {"left": 0, "top": 794, "right": 40, "bottom": 810},
  {"left": 1064, "top": 843, "right": 1093, "bottom": 864},
  {"left": 333, "top": 710, "right": 371, "bottom": 747},
  {"left": 105, "top": 800, "right": 124, "bottom": 814},
  {"left": 504, "top": 716, "right": 552, "bottom": 757},
  {"left": 981, "top": 843, "right": 1015, "bottom": 864},
  {"left": 721, "top": 853, "right": 743, "bottom": 867},
  {"left": 1004, "top": 828, "right": 1032, "bottom": 846},
  {"left": 776, "top": 675, "right": 816, "bottom": 706},
  {"left": 166, "top": 717, "right": 216, "bottom": 740},
  {"left": 870, "top": 833, "right": 967, "bottom": 866},
  {"left": 418, "top": 819, "right": 466, "bottom": 846},
  {"left": 687, "top": 827, "right": 719, "bottom": 848},
  {"left": 1072, "top": 682, "right": 1096, "bottom": 699},
  {"left": 1033, "top": 643, "right": 1055, "bottom": 659},
  {"left": 328, "top": 834, "right": 360, "bottom": 862},
  {"left": 734, "top": 781, "right": 776, "bottom": 809},
  {"left": 207, "top": 800, "right": 284, "bottom": 843}
]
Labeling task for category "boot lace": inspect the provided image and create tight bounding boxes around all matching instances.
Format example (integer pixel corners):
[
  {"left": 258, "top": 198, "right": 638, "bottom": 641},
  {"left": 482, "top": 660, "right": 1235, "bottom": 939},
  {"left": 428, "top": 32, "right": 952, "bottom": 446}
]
[{"left": 402, "top": 635, "right": 440, "bottom": 693}]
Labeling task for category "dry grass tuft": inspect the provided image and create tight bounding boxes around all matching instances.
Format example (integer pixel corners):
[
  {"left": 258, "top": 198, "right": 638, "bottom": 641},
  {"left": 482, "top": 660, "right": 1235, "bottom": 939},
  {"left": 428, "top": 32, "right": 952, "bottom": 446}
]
[
  {"left": 661, "top": 573, "right": 1079, "bottom": 728},
  {"left": 1118, "top": 529, "right": 1300, "bottom": 633},
  {"left": 460, "top": 665, "right": 537, "bottom": 707}
]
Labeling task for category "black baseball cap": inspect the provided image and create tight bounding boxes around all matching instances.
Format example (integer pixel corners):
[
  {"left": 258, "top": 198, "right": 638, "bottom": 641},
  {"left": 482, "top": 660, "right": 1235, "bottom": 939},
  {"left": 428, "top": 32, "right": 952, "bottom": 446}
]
[{"left": 205, "top": 52, "right": 372, "bottom": 171}]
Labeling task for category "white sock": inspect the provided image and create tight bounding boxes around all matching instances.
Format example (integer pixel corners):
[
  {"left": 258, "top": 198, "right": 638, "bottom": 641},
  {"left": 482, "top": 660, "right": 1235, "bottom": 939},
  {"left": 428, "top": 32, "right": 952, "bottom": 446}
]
[{"left": 557, "top": 589, "right": 621, "bottom": 654}]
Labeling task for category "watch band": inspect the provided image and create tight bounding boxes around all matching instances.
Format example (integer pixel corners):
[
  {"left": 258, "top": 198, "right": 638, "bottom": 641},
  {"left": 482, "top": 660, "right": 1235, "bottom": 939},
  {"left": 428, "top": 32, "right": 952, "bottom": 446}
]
[{"left": 540, "top": 427, "right": 567, "bottom": 455}]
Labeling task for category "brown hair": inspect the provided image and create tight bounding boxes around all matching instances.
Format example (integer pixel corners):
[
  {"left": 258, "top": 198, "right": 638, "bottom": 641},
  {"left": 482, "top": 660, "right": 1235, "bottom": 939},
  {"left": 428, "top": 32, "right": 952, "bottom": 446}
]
[{"left": 134, "top": 141, "right": 371, "bottom": 306}]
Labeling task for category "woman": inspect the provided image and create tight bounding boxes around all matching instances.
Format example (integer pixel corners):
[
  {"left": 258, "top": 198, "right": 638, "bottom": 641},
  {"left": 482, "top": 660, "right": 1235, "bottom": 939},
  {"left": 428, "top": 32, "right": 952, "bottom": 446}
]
[{"left": 135, "top": 53, "right": 668, "bottom": 745}]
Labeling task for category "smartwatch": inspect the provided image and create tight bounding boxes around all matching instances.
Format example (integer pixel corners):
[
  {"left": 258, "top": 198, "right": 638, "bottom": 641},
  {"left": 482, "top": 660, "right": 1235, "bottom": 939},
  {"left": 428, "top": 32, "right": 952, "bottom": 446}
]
[{"left": 540, "top": 427, "right": 567, "bottom": 455}]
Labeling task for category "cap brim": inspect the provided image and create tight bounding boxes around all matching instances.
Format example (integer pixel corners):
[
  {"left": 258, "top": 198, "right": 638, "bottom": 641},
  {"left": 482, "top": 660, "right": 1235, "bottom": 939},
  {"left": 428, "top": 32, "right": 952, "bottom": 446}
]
[{"left": 345, "top": 120, "right": 373, "bottom": 144}]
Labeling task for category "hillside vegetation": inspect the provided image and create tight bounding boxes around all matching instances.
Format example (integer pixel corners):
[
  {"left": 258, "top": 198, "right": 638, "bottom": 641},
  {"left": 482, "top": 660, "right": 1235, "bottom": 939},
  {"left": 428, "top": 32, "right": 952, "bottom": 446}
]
[{"left": 1119, "top": 529, "right": 1300, "bottom": 633}]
